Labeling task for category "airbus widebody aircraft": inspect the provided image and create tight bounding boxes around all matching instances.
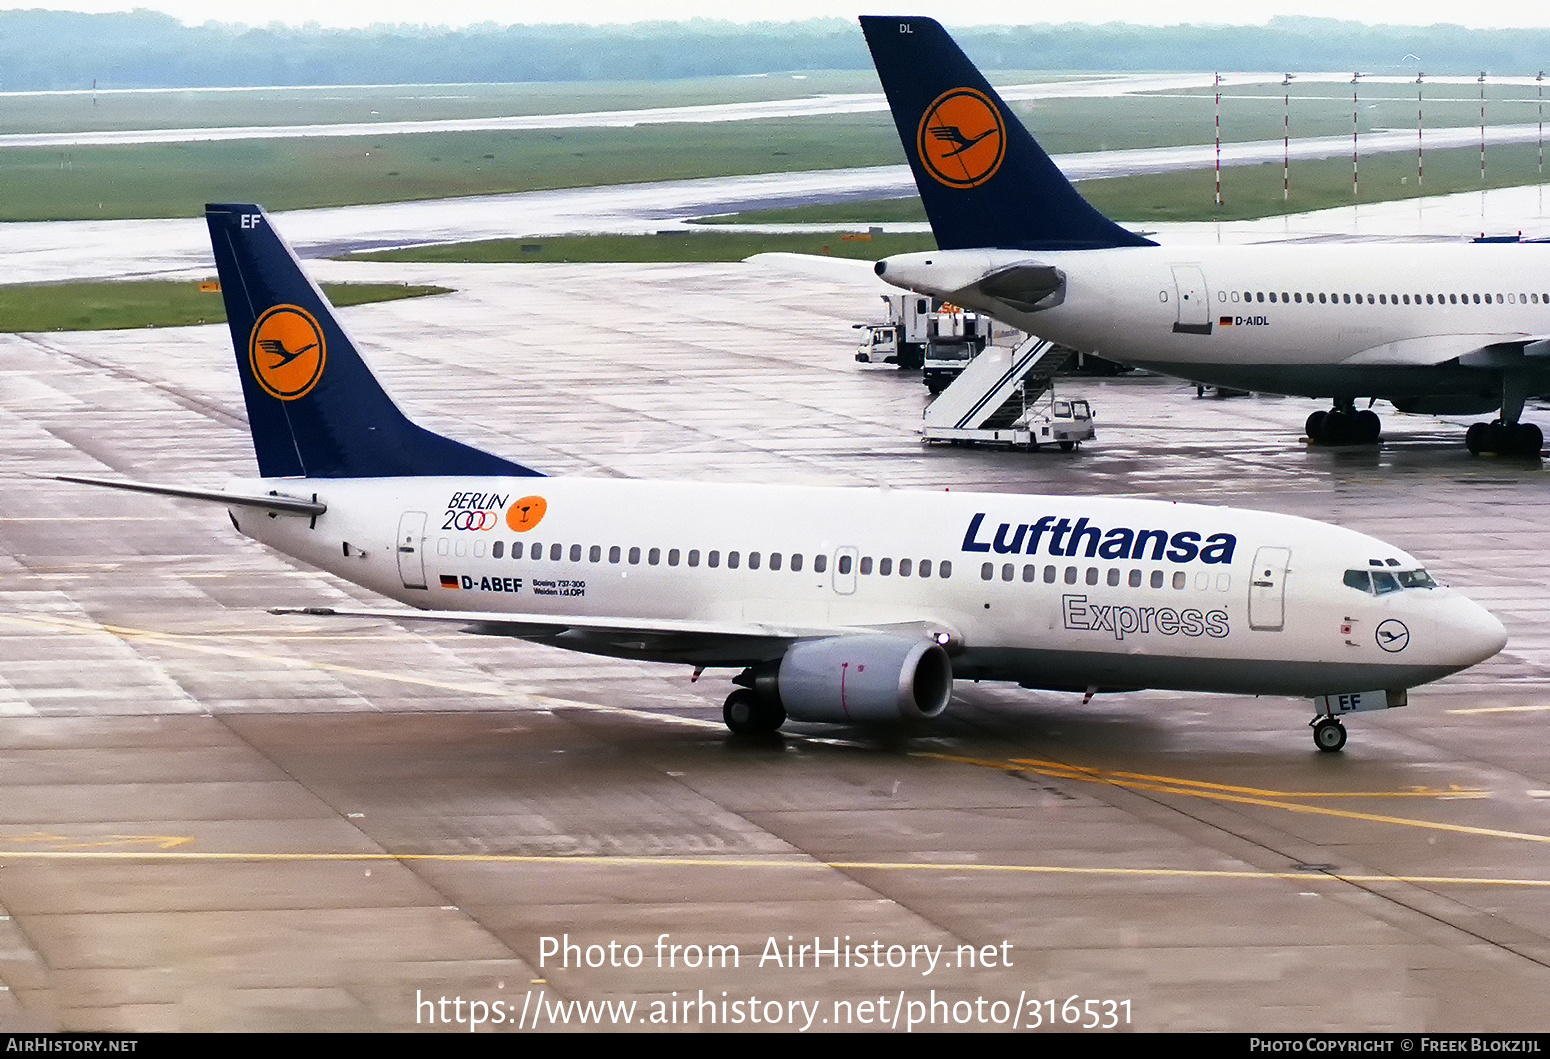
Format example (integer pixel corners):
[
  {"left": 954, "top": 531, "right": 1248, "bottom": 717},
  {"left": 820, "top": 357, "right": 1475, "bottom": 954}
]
[
  {"left": 861, "top": 16, "right": 1550, "bottom": 456},
  {"left": 59, "top": 204, "right": 1506, "bottom": 752}
]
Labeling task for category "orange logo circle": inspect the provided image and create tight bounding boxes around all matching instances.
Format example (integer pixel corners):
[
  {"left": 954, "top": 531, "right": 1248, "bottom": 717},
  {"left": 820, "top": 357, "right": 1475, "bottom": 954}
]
[
  {"left": 249, "top": 305, "right": 326, "bottom": 401},
  {"left": 917, "top": 88, "right": 1007, "bottom": 189},
  {"left": 506, "top": 496, "right": 547, "bottom": 533}
]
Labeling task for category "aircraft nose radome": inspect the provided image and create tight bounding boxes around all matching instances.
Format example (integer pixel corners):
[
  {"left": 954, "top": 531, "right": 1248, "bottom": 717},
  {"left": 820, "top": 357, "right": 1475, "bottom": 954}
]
[{"left": 1445, "top": 597, "right": 1508, "bottom": 667}]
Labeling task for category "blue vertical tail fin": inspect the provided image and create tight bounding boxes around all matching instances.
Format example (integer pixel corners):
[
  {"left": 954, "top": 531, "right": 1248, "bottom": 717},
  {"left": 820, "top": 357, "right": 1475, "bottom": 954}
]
[
  {"left": 859, "top": 16, "right": 1155, "bottom": 252},
  {"left": 206, "top": 203, "right": 542, "bottom": 479}
]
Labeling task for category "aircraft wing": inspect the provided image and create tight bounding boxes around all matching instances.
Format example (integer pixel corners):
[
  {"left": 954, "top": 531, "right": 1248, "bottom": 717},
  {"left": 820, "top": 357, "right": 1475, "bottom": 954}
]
[
  {"left": 1340, "top": 333, "right": 1550, "bottom": 367},
  {"left": 273, "top": 605, "right": 959, "bottom": 668}
]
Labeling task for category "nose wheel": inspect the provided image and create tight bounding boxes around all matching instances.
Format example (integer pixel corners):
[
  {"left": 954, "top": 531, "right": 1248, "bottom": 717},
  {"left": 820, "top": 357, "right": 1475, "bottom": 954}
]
[{"left": 1311, "top": 716, "right": 1347, "bottom": 753}]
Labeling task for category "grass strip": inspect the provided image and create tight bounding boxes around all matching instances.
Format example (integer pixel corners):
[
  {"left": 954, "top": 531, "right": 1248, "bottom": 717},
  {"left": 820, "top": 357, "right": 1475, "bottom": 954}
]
[
  {"left": 0, "top": 280, "right": 452, "bottom": 332},
  {"left": 347, "top": 230, "right": 936, "bottom": 263}
]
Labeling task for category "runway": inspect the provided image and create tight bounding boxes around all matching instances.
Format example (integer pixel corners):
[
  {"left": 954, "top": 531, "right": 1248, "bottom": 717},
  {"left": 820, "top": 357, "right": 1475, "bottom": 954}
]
[
  {"left": 1, "top": 258, "right": 1548, "bottom": 1030},
  {"left": 10, "top": 134, "right": 1550, "bottom": 284}
]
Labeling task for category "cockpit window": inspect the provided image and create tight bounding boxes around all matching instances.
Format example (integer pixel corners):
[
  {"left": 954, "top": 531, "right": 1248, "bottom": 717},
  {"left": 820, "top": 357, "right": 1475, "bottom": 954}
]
[{"left": 1345, "top": 568, "right": 1436, "bottom": 594}]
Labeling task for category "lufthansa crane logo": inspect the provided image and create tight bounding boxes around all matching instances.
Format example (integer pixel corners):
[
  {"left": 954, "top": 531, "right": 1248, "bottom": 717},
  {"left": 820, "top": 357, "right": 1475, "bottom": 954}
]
[
  {"left": 1375, "top": 619, "right": 1411, "bottom": 653},
  {"left": 249, "top": 305, "right": 326, "bottom": 401},
  {"left": 917, "top": 87, "right": 1007, "bottom": 189}
]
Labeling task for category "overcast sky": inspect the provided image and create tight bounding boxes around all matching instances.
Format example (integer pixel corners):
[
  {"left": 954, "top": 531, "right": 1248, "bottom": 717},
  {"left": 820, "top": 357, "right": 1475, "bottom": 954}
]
[{"left": 9, "top": 2, "right": 1550, "bottom": 30}]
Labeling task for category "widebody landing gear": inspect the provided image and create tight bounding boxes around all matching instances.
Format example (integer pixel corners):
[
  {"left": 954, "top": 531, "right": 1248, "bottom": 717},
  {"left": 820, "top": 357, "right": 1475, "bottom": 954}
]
[
  {"left": 1305, "top": 405, "right": 1381, "bottom": 446},
  {"left": 1465, "top": 419, "right": 1543, "bottom": 457},
  {"left": 1310, "top": 716, "right": 1347, "bottom": 753},
  {"left": 723, "top": 689, "right": 785, "bottom": 735},
  {"left": 1467, "top": 370, "right": 1544, "bottom": 456}
]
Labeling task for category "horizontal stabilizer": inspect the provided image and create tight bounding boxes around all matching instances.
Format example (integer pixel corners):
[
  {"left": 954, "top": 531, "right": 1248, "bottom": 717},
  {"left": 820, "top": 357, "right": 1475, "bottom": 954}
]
[
  {"left": 744, "top": 252, "right": 893, "bottom": 288},
  {"left": 977, "top": 263, "right": 1067, "bottom": 313},
  {"left": 50, "top": 474, "right": 326, "bottom": 516}
]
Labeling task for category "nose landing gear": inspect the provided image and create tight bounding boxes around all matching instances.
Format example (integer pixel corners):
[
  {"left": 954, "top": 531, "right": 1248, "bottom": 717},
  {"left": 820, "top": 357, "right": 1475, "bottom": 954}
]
[{"left": 1311, "top": 716, "right": 1348, "bottom": 753}]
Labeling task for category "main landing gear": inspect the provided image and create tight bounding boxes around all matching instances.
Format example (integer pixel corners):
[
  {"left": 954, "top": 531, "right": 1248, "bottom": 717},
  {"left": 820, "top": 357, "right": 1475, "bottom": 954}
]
[
  {"left": 1466, "top": 370, "right": 1544, "bottom": 457},
  {"left": 1310, "top": 716, "right": 1347, "bottom": 753},
  {"left": 1464, "top": 419, "right": 1543, "bottom": 457},
  {"left": 1305, "top": 402, "right": 1381, "bottom": 446},
  {"left": 723, "top": 689, "right": 785, "bottom": 735}
]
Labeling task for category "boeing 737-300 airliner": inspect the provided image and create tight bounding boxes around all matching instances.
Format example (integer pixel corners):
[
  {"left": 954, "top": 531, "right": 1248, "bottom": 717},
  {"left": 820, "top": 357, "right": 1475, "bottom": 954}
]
[
  {"left": 861, "top": 16, "right": 1550, "bottom": 456},
  {"left": 57, "top": 204, "right": 1506, "bottom": 752}
]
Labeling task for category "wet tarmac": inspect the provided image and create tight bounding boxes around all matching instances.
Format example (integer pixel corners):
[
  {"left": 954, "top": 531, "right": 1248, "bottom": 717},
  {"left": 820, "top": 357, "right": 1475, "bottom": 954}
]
[{"left": 0, "top": 257, "right": 1547, "bottom": 1030}]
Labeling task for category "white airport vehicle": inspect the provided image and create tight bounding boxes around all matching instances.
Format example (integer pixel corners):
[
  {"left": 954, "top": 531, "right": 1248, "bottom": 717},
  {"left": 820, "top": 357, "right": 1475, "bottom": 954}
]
[
  {"left": 853, "top": 293, "right": 997, "bottom": 387},
  {"left": 862, "top": 16, "right": 1550, "bottom": 456},
  {"left": 58, "top": 204, "right": 1507, "bottom": 752}
]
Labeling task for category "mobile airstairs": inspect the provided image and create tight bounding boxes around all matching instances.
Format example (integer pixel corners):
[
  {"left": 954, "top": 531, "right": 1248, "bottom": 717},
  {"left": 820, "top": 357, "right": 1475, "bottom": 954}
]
[{"left": 921, "top": 336, "right": 1095, "bottom": 451}]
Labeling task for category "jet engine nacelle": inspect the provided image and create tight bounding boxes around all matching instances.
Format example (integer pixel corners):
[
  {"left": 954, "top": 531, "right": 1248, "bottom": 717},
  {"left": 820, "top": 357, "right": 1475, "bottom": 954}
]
[{"left": 759, "top": 635, "right": 953, "bottom": 723}]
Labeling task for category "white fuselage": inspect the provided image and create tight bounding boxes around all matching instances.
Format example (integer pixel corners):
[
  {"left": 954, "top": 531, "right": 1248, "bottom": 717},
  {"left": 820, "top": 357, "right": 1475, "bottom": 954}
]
[
  {"left": 229, "top": 475, "right": 1505, "bottom": 699},
  {"left": 878, "top": 243, "right": 1550, "bottom": 404}
]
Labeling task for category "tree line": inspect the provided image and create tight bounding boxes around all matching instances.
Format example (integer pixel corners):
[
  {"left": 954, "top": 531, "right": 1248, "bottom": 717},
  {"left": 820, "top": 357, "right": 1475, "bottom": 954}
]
[{"left": 4, "top": 11, "right": 1549, "bottom": 90}]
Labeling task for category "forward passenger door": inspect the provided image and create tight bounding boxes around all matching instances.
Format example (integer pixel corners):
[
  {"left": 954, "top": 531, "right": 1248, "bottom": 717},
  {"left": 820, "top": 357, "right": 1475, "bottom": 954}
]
[{"left": 1248, "top": 546, "right": 1291, "bottom": 631}]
